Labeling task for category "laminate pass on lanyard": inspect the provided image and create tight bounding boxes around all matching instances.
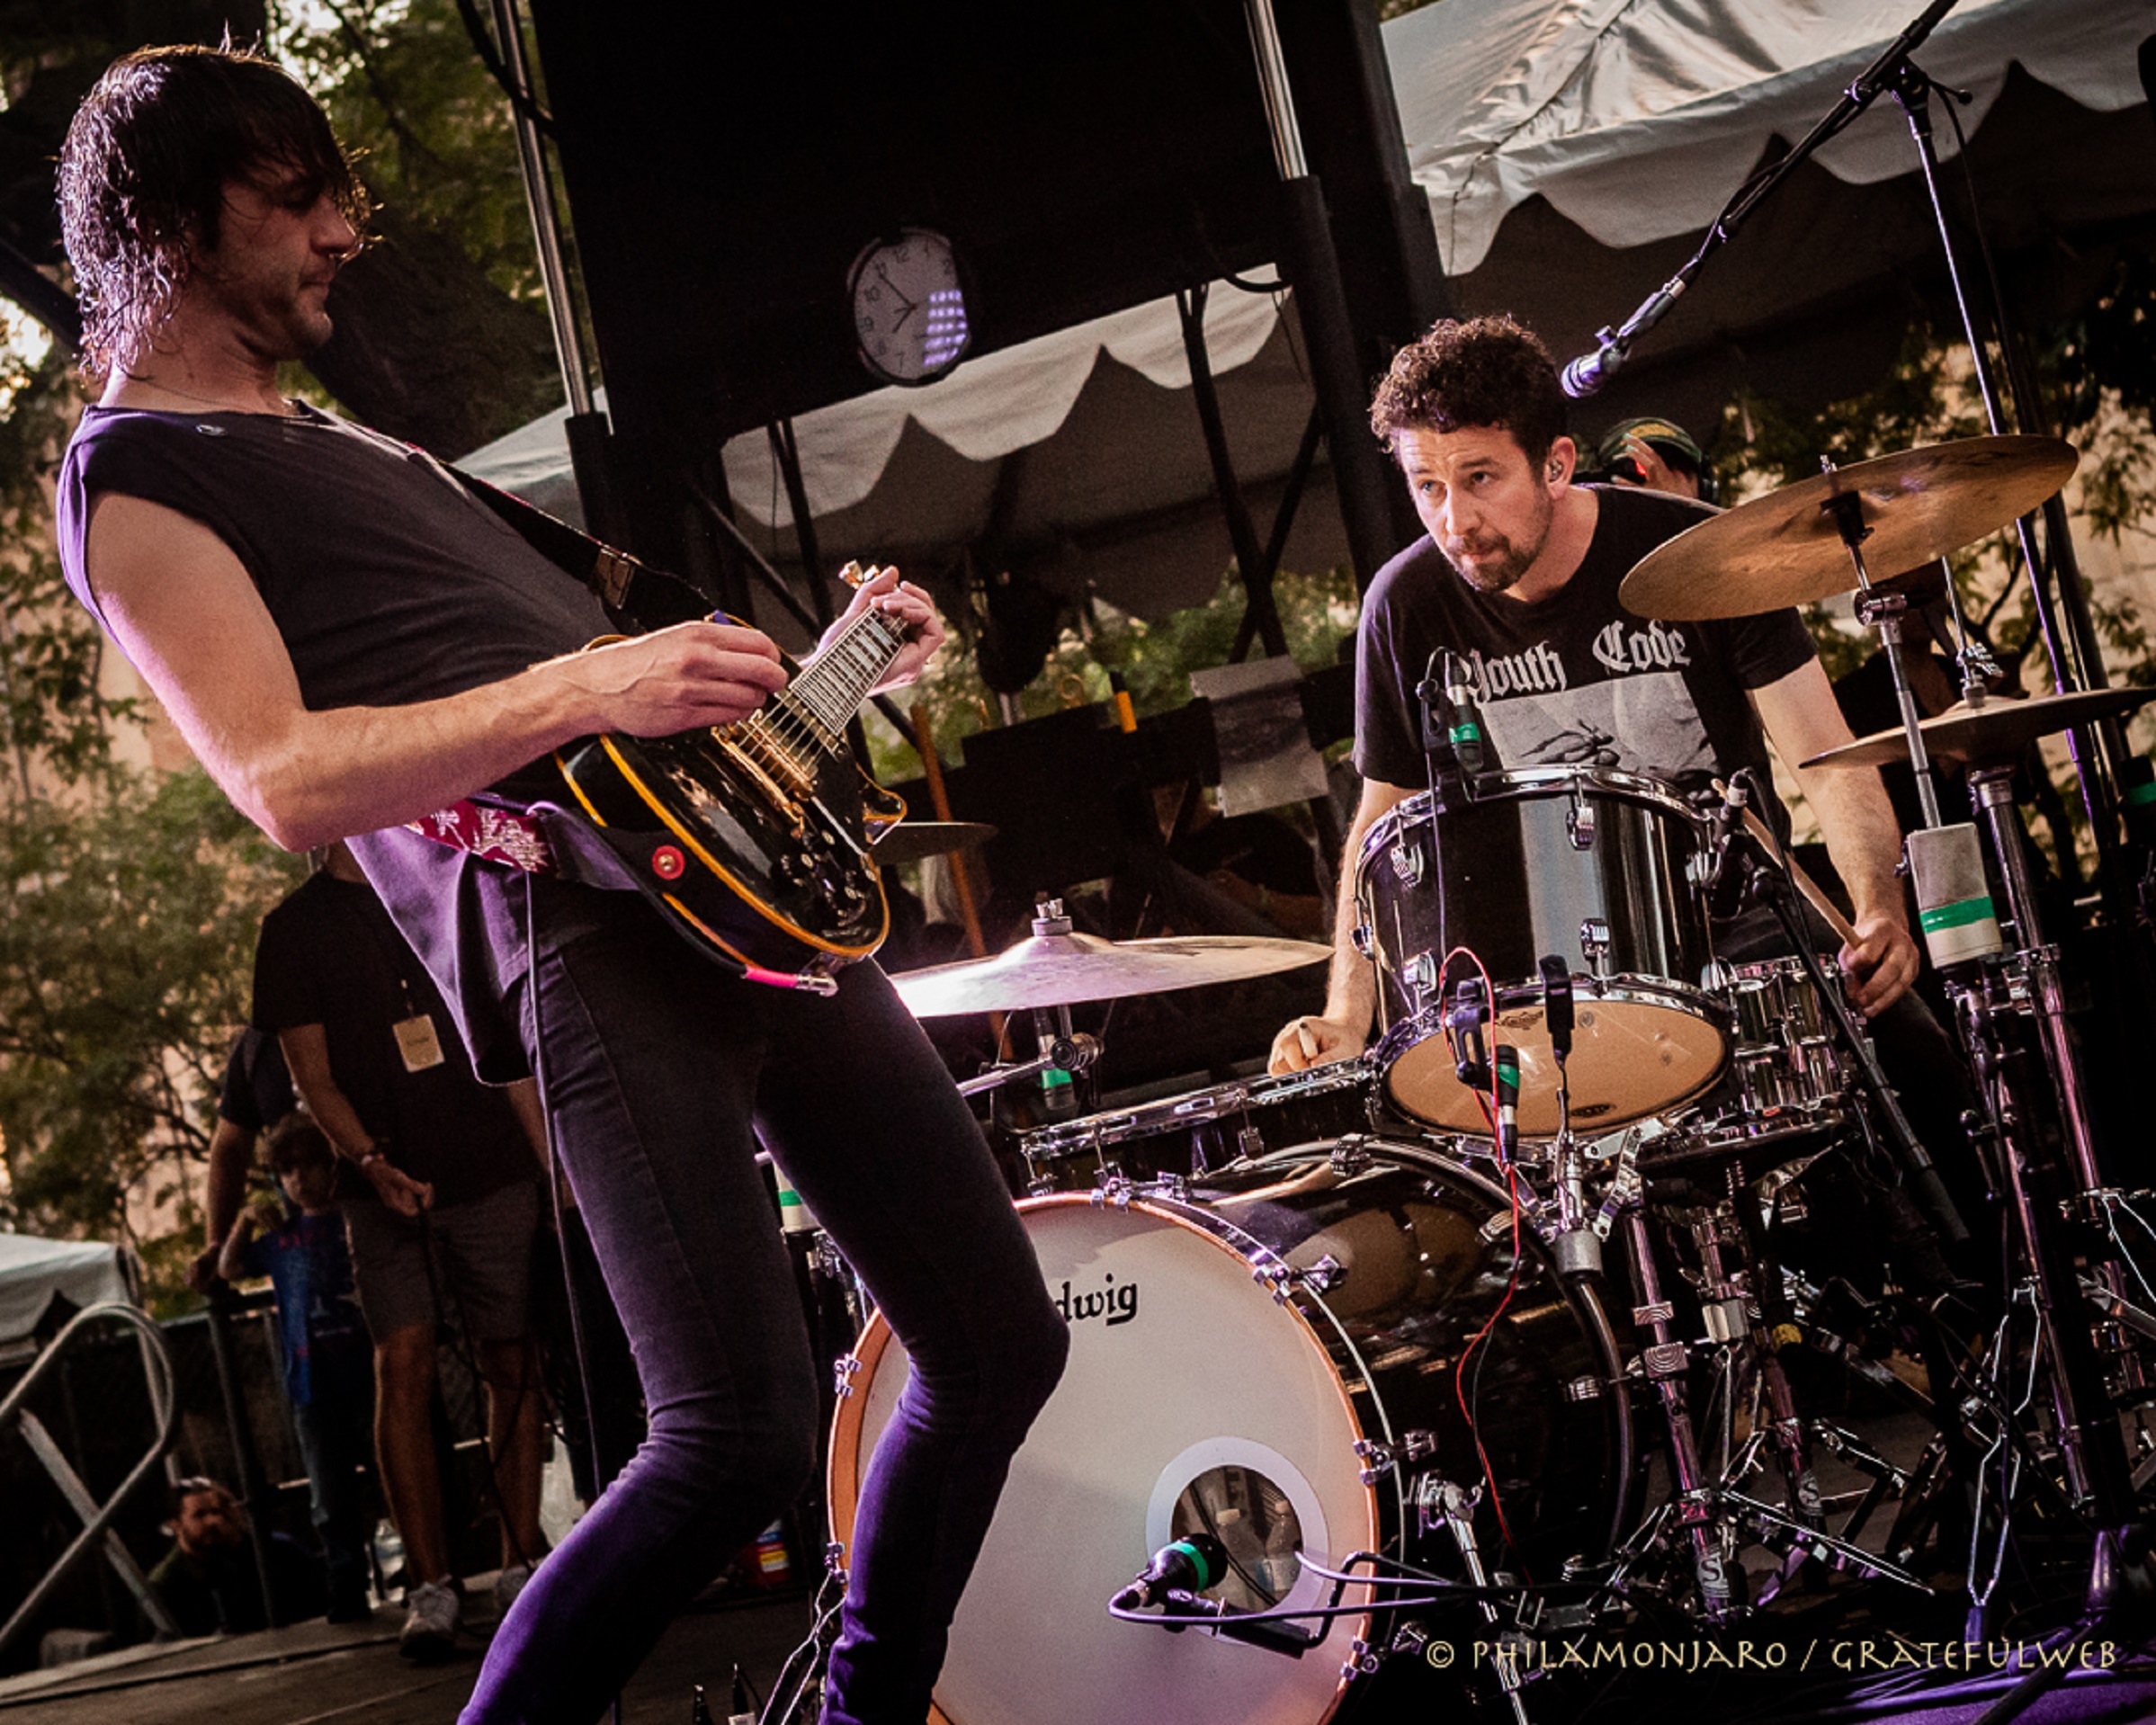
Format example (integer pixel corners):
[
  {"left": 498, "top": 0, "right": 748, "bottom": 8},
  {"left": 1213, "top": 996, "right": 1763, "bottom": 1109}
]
[{"left": 389, "top": 974, "right": 445, "bottom": 1073}]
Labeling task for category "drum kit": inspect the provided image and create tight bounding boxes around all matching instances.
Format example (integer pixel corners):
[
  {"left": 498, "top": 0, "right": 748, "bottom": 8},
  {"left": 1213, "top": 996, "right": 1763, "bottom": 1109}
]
[{"left": 790, "top": 434, "right": 2156, "bottom": 1725}]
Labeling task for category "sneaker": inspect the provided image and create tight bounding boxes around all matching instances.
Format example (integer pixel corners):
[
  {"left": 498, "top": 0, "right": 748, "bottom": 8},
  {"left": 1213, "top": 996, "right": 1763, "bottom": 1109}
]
[
  {"left": 398, "top": 1579, "right": 461, "bottom": 1661},
  {"left": 490, "top": 1560, "right": 535, "bottom": 1622}
]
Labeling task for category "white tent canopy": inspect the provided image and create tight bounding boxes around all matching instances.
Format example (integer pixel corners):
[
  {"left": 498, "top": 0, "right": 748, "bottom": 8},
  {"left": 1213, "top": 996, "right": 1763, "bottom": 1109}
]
[
  {"left": 1397, "top": 0, "right": 2148, "bottom": 274},
  {"left": 463, "top": 0, "right": 2151, "bottom": 613},
  {"left": 0, "top": 1234, "right": 136, "bottom": 1348}
]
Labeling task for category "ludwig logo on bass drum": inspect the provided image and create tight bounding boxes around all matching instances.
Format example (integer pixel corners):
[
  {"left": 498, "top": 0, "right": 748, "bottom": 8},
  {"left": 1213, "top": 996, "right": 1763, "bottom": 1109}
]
[{"left": 1053, "top": 1273, "right": 1139, "bottom": 1328}]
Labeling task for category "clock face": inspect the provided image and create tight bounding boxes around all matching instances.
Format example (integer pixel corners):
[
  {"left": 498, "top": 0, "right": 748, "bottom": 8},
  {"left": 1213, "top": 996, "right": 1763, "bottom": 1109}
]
[{"left": 849, "top": 228, "right": 971, "bottom": 386}]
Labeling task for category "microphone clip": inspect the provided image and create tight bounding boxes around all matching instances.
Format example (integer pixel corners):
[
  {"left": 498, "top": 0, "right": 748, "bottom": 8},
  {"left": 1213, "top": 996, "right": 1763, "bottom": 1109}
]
[{"left": 1445, "top": 978, "right": 1490, "bottom": 1089}]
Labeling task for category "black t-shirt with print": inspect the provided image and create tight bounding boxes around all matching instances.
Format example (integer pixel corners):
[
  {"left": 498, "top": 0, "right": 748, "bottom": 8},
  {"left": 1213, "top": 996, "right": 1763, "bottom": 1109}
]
[
  {"left": 1354, "top": 485, "right": 1816, "bottom": 831},
  {"left": 252, "top": 872, "right": 535, "bottom": 1208}
]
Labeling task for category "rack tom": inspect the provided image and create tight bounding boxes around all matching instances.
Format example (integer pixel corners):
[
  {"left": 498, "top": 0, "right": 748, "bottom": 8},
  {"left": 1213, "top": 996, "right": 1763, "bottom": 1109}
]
[{"left": 1357, "top": 767, "right": 1727, "bottom": 1137}]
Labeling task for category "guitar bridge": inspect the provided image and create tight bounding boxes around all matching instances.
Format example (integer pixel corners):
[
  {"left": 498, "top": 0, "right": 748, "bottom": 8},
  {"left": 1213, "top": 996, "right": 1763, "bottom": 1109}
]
[{"left": 711, "top": 728, "right": 810, "bottom": 823}]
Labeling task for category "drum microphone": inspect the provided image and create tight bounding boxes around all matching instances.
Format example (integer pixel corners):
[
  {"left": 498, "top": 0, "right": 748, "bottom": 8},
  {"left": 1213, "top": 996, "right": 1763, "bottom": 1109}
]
[
  {"left": 1493, "top": 1044, "right": 1522, "bottom": 1166},
  {"left": 1440, "top": 650, "right": 1486, "bottom": 776},
  {"left": 1112, "top": 1533, "right": 1227, "bottom": 1612}
]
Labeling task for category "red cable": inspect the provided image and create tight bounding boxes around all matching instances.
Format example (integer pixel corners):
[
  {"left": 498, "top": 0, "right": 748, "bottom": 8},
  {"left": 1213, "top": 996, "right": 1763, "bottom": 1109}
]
[{"left": 1440, "top": 946, "right": 1529, "bottom": 1578}]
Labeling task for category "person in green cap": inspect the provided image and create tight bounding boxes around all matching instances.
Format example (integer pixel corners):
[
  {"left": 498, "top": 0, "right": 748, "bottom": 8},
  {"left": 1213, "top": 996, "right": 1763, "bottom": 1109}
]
[{"left": 1593, "top": 416, "right": 1718, "bottom": 504}]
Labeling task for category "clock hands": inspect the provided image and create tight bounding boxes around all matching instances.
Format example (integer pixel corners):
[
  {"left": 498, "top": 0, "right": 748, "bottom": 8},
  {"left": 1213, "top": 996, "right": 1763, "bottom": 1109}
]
[{"left": 874, "top": 261, "right": 919, "bottom": 332}]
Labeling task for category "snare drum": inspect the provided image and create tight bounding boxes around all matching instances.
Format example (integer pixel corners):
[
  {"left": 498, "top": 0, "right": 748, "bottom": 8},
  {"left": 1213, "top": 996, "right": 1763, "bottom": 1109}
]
[
  {"left": 1358, "top": 768, "right": 1727, "bottom": 1137},
  {"left": 829, "top": 1140, "right": 1634, "bottom": 1725},
  {"left": 1019, "top": 1063, "right": 1372, "bottom": 1193}
]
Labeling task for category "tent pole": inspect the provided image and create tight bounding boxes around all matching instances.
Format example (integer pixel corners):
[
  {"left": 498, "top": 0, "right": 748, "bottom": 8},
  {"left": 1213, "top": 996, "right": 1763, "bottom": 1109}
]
[
  {"left": 1241, "top": 0, "right": 1403, "bottom": 591},
  {"left": 1178, "top": 287, "right": 1287, "bottom": 660},
  {"left": 488, "top": 0, "right": 628, "bottom": 548}
]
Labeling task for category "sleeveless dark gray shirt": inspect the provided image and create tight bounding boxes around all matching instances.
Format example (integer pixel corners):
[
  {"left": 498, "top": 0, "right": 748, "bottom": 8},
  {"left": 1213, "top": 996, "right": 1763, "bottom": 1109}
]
[{"left": 58, "top": 403, "right": 622, "bottom": 1077}]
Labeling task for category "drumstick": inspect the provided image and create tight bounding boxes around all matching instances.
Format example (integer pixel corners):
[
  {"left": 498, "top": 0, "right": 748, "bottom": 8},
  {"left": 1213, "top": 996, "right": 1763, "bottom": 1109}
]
[{"left": 1711, "top": 779, "right": 1859, "bottom": 948}]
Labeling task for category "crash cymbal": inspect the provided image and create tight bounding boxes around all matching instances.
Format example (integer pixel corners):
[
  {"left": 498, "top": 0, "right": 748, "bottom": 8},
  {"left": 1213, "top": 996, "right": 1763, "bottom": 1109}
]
[
  {"left": 1620, "top": 435, "right": 2079, "bottom": 621},
  {"left": 1801, "top": 686, "right": 2156, "bottom": 772},
  {"left": 869, "top": 821, "right": 997, "bottom": 865},
  {"left": 890, "top": 927, "right": 1329, "bottom": 1016}
]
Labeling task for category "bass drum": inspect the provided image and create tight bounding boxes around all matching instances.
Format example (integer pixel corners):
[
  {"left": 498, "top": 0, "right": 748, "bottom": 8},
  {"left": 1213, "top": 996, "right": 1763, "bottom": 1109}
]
[{"left": 828, "top": 1140, "right": 1634, "bottom": 1725}]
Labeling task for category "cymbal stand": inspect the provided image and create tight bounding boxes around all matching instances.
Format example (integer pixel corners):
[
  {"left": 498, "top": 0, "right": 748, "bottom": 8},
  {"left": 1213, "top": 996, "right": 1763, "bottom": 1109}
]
[{"left": 1938, "top": 773, "right": 2138, "bottom": 1519}]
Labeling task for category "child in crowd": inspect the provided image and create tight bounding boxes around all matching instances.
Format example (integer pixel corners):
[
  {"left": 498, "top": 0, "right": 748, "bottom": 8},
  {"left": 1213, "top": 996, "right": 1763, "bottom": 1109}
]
[{"left": 220, "top": 1113, "right": 378, "bottom": 1621}]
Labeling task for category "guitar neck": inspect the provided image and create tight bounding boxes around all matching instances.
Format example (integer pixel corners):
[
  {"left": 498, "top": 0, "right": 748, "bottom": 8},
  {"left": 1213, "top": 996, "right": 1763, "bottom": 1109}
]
[{"left": 776, "top": 603, "right": 911, "bottom": 749}]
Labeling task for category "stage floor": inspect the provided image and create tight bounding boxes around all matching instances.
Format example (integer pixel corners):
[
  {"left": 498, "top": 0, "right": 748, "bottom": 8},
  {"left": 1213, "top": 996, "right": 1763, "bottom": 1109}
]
[{"left": 4, "top": 1574, "right": 2152, "bottom": 1725}]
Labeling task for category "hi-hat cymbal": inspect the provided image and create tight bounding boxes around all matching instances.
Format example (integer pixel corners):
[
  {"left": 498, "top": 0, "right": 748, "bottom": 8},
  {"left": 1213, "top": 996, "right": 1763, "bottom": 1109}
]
[
  {"left": 1620, "top": 435, "right": 2079, "bottom": 621},
  {"left": 1801, "top": 686, "right": 2156, "bottom": 772},
  {"left": 890, "top": 927, "right": 1329, "bottom": 1016},
  {"left": 869, "top": 821, "right": 997, "bottom": 865}
]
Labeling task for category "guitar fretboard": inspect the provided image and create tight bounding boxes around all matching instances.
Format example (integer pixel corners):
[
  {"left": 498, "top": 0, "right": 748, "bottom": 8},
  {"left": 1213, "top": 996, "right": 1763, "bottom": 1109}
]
[{"left": 774, "top": 602, "right": 912, "bottom": 752}]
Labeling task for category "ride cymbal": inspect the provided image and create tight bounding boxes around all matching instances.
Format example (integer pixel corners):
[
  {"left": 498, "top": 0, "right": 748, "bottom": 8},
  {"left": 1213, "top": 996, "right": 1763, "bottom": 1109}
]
[{"left": 1620, "top": 436, "right": 2079, "bottom": 621}]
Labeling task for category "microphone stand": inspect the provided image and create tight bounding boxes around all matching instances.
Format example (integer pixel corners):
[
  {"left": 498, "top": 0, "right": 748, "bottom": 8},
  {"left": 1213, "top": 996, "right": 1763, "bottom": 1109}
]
[{"left": 1561, "top": 0, "right": 1963, "bottom": 397}]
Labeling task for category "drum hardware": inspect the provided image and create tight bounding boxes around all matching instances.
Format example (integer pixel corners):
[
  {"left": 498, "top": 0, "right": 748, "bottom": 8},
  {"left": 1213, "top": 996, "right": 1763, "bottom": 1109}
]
[
  {"left": 1418, "top": 1473, "right": 1535, "bottom": 1725},
  {"left": 1361, "top": 771, "right": 1728, "bottom": 1138},
  {"left": 1615, "top": 1198, "right": 1743, "bottom": 1621},
  {"left": 1704, "top": 776, "right": 1967, "bottom": 1249}
]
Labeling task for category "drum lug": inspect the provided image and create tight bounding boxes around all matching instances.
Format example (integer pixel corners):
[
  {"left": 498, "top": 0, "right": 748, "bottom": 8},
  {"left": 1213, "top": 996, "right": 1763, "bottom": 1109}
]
[
  {"left": 1579, "top": 917, "right": 1612, "bottom": 972},
  {"left": 1294, "top": 1253, "right": 1346, "bottom": 1294},
  {"left": 1567, "top": 786, "right": 1597, "bottom": 849},
  {"left": 1089, "top": 1175, "right": 1137, "bottom": 1209},
  {"left": 1351, "top": 923, "right": 1374, "bottom": 959},
  {"left": 1404, "top": 950, "right": 1440, "bottom": 1002},
  {"left": 1352, "top": 1436, "right": 1396, "bottom": 1484},
  {"left": 1343, "top": 1637, "right": 1384, "bottom": 1681},
  {"left": 1251, "top": 1251, "right": 1294, "bottom": 1302},
  {"left": 1389, "top": 836, "right": 1426, "bottom": 888},
  {"left": 834, "top": 1353, "right": 862, "bottom": 1399},
  {"left": 1329, "top": 1137, "right": 1373, "bottom": 1176}
]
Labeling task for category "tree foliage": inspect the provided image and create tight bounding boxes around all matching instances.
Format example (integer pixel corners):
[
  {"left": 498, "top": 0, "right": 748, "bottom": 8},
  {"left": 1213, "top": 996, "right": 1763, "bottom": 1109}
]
[{"left": 877, "top": 568, "right": 1358, "bottom": 778}]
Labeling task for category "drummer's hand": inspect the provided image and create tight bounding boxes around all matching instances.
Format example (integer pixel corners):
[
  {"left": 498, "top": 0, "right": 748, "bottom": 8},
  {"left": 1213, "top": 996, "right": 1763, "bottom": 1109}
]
[
  {"left": 1838, "top": 912, "right": 1919, "bottom": 1018},
  {"left": 1269, "top": 1015, "right": 1364, "bottom": 1076}
]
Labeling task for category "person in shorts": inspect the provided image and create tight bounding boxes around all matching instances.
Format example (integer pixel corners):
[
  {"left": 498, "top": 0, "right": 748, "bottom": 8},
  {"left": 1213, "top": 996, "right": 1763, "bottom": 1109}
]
[{"left": 252, "top": 842, "right": 550, "bottom": 1660}]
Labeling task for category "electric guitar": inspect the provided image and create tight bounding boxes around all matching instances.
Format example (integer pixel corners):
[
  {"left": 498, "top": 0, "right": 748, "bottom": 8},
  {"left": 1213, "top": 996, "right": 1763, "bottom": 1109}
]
[{"left": 551, "top": 566, "right": 913, "bottom": 983}]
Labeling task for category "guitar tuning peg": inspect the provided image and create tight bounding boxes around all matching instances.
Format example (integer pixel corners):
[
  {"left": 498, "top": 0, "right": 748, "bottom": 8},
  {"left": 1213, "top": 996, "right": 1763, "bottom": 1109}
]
[{"left": 839, "top": 560, "right": 872, "bottom": 589}]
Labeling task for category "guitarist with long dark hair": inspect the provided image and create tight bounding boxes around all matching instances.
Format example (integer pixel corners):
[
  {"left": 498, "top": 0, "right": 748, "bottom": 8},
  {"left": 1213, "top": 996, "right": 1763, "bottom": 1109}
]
[{"left": 55, "top": 45, "right": 1067, "bottom": 1724}]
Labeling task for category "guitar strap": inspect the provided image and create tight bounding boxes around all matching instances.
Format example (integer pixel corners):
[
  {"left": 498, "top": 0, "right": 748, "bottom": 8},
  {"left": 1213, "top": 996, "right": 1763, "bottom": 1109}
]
[
  {"left": 404, "top": 468, "right": 715, "bottom": 887},
  {"left": 445, "top": 462, "right": 719, "bottom": 633}
]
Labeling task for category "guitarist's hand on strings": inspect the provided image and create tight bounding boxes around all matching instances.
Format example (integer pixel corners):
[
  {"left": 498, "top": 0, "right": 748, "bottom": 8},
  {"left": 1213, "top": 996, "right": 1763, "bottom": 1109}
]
[
  {"left": 570, "top": 621, "right": 791, "bottom": 733},
  {"left": 825, "top": 565, "right": 946, "bottom": 693}
]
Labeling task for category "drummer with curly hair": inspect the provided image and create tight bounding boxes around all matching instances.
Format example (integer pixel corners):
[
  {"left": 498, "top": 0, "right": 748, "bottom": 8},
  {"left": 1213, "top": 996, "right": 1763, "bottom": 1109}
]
[{"left": 1271, "top": 316, "right": 1978, "bottom": 1254}]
